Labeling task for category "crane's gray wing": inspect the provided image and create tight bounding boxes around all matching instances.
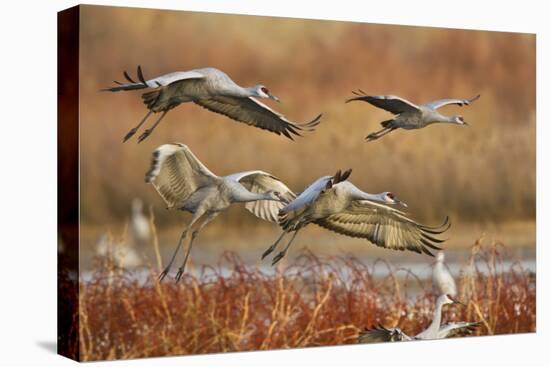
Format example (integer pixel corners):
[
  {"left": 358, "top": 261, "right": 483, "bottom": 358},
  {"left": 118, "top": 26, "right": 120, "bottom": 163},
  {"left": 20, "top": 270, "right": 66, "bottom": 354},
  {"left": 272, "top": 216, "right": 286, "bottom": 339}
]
[
  {"left": 145, "top": 144, "right": 220, "bottom": 209},
  {"left": 278, "top": 170, "right": 353, "bottom": 231},
  {"left": 423, "top": 95, "right": 480, "bottom": 110},
  {"left": 226, "top": 171, "right": 296, "bottom": 223},
  {"left": 346, "top": 91, "right": 420, "bottom": 114},
  {"left": 315, "top": 201, "right": 450, "bottom": 256},
  {"left": 102, "top": 66, "right": 206, "bottom": 92},
  {"left": 358, "top": 326, "right": 410, "bottom": 343},
  {"left": 280, "top": 176, "right": 332, "bottom": 215},
  {"left": 438, "top": 321, "right": 481, "bottom": 338},
  {"left": 193, "top": 96, "right": 322, "bottom": 140}
]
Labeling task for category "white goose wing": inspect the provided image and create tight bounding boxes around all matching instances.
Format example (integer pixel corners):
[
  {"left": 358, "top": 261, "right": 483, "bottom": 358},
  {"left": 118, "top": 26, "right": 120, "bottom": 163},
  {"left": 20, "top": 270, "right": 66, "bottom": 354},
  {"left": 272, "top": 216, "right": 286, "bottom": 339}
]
[
  {"left": 145, "top": 144, "right": 220, "bottom": 209},
  {"left": 346, "top": 91, "right": 420, "bottom": 114},
  {"left": 193, "top": 96, "right": 322, "bottom": 140},
  {"left": 315, "top": 201, "right": 450, "bottom": 256},
  {"left": 438, "top": 321, "right": 481, "bottom": 338},
  {"left": 358, "top": 325, "right": 411, "bottom": 343},
  {"left": 103, "top": 66, "right": 206, "bottom": 92},
  {"left": 423, "top": 95, "right": 480, "bottom": 110},
  {"left": 226, "top": 171, "right": 296, "bottom": 223}
]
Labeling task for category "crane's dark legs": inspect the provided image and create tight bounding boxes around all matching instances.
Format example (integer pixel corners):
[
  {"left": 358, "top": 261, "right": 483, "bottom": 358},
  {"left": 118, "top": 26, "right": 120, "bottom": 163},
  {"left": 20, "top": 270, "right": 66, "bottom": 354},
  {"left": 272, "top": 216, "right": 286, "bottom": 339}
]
[
  {"left": 138, "top": 110, "right": 168, "bottom": 143},
  {"left": 123, "top": 110, "right": 152, "bottom": 142},
  {"left": 365, "top": 127, "right": 396, "bottom": 142},
  {"left": 261, "top": 231, "right": 287, "bottom": 260},
  {"left": 271, "top": 231, "right": 299, "bottom": 266},
  {"left": 175, "top": 213, "right": 217, "bottom": 283},
  {"left": 158, "top": 212, "right": 203, "bottom": 281}
]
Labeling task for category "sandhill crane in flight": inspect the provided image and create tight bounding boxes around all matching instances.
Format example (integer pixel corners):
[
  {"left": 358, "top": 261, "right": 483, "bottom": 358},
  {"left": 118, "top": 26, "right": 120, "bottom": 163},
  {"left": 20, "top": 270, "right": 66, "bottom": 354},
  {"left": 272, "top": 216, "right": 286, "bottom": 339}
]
[
  {"left": 346, "top": 91, "right": 480, "bottom": 141},
  {"left": 129, "top": 198, "right": 151, "bottom": 247},
  {"left": 358, "top": 294, "right": 480, "bottom": 343},
  {"left": 261, "top": 169, "right": 450, "bottom": 265},
  {"left": 145, "top": 143, "right": 295, "bottom": 282},
  {"left": 102, "top": 66, "right": 322, "bottom": 143},
  {"left": 433, "top": 251, "right": 457, "bottom": 297}
]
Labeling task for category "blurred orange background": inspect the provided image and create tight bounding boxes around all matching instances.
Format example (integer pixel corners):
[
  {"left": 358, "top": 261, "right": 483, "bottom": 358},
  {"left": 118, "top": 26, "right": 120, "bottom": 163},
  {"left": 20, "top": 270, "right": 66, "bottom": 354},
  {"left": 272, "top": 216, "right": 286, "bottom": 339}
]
[{"left": 77, "top": 5, "right": 535, "bottom": 258}]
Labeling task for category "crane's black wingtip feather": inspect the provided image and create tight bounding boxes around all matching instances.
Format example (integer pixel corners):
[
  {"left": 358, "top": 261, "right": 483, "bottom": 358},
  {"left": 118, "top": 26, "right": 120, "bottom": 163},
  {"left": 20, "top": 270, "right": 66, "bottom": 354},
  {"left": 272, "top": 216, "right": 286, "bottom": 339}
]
[
  {"left": 421, "top": 216, "right": 451, "bottom": 231},
  {"left": 137, "top": 65, "right": 147, "bottom": 85},
  {"left": 308, "top": 113, "right": 323, "bottom": 127},
  {"left": 421, "top": 232, "right": 446, "bottom": 244},
  {"left": 123, "top": 70, "right": 136, "bottom": 83}
]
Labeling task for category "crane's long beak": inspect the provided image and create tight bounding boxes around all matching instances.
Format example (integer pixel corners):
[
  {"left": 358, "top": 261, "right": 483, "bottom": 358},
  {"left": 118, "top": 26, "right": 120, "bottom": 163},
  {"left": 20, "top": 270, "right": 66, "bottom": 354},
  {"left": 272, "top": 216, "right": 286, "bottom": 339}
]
[
  {"left": 395, "top": 197, "right": 408, "bottom": 207},
  {"left": 268, "top": 93, "right": 280, "bottom": 102}
]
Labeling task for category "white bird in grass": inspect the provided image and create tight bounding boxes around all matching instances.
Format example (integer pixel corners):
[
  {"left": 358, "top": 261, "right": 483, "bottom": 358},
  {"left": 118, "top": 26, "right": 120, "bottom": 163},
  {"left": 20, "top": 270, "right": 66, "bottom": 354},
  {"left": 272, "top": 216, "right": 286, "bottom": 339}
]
[
  {"left": 346, "top": 91, "right": 480, "bottom": 141},
  {"left": 358, "top": 294, "right": 480, "bottom": 343},
  {"left": 145, "top": 143, "right": 295, "bottom": 282},
  {"left": 102, "top": 66, "right": 322, "bottom": 143},
  {"left": 129, "top": 198, "right": 151, "bottom": 247},
  {"left": 433, "top": 251, "right": 457, "bottom": 297},
  {"left": 261, "top": 169, "right": 450, "bottom": 266},
  {"left": 96, "top": 233, "right": 143, "bottom": 269}
]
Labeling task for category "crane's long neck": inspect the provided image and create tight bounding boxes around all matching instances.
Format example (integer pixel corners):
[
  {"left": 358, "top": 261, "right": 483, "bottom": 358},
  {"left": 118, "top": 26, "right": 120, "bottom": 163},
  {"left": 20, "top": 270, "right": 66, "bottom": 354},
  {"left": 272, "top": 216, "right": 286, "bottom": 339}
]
[
  {"left": 430, "top": 112, "right": 456, "bottom": 124},
  {"left": 424, "top": 298, "right": 445, "bottom": 336},
  {"left": 348, "top": 185, "right": 386, "bottom": 203},
  {"left": 242, "top": 86, "right": 260, "bottom": 97}
]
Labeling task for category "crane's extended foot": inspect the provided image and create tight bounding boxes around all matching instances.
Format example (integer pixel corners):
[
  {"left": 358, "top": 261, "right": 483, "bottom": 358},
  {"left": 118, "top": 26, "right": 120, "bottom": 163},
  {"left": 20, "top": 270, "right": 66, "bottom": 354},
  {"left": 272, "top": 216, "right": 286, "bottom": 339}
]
[
  {"left": 175, "top": 267, "right": 185, "bottom": 283},
  {"left": 261, "top": 244, "right": 277, "bottom": 260},
  {"left": 123, "top": 128, "right": 138, "bottom": 142},
  {"left": 158, "top": 267, "right": 170, "bottom": 282},
  {"left": 138, "top": 129, "right": 153, "bottom": 143},
  {"left": 271, "top": 251, "right": 286, "bottom": 266},
  {"left": 365, "top": 133, "right": 379, "bottom": 142}
]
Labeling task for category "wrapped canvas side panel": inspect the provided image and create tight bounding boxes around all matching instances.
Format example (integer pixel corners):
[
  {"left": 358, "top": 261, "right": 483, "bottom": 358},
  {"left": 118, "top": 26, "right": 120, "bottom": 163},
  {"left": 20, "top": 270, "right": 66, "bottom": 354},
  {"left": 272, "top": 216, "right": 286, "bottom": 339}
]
[{"left": 57, "top": 5, "right": 80, "bottom": 362}]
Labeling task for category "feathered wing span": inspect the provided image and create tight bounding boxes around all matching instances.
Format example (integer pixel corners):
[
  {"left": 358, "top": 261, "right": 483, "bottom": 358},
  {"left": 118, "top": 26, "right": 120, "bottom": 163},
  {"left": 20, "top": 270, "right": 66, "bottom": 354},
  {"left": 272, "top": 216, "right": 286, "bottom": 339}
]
[
  {"left": 226, "top": 171, "right": 296, "bottom": 223},
  {"left": 316, "top": 201, "right": 450, "bottom": 256},
  {"left": 438, "top": 321, "right": 481, "bottom": 338},
  {"left": 278, "top": 173, "right": 348, "bottom": 231},
  {"left": 346, "top": 91, "right": 420, "bottom": 114},
  {"left": 280, "top": 176, "right": 332, "bottom": 215},
  {"left": 145, "top": 144, "right": 220, "bottom": 208},
  {"left": 358, "top": 325, "right": 411, "bottom": 343},
  {"left": 194, "top": 96, "right": 322, "bottom": 140},
  {"left": 102, "top": 66, "right": 206, "bottom": 92},
  {"left": 423, "top": 95, "right": 481, "bottom": 110}
]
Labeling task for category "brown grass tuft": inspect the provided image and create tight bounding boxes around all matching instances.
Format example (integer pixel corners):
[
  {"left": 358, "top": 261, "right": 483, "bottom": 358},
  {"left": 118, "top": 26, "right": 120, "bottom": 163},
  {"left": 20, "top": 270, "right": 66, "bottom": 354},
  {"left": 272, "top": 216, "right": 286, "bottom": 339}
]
[{"left": 77, "top": 241, "right": 535, "bottom": 361}]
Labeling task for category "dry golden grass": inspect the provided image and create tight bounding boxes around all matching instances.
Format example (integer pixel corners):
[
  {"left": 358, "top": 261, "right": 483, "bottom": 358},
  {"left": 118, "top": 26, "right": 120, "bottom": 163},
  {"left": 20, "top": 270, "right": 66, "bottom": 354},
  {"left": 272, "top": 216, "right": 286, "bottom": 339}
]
[
  {"left": 77, "top": 5, "right": 536, "bottom": 230},
  {"left": 72, "top": 239, "right": 535, "bottom": 361}
]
